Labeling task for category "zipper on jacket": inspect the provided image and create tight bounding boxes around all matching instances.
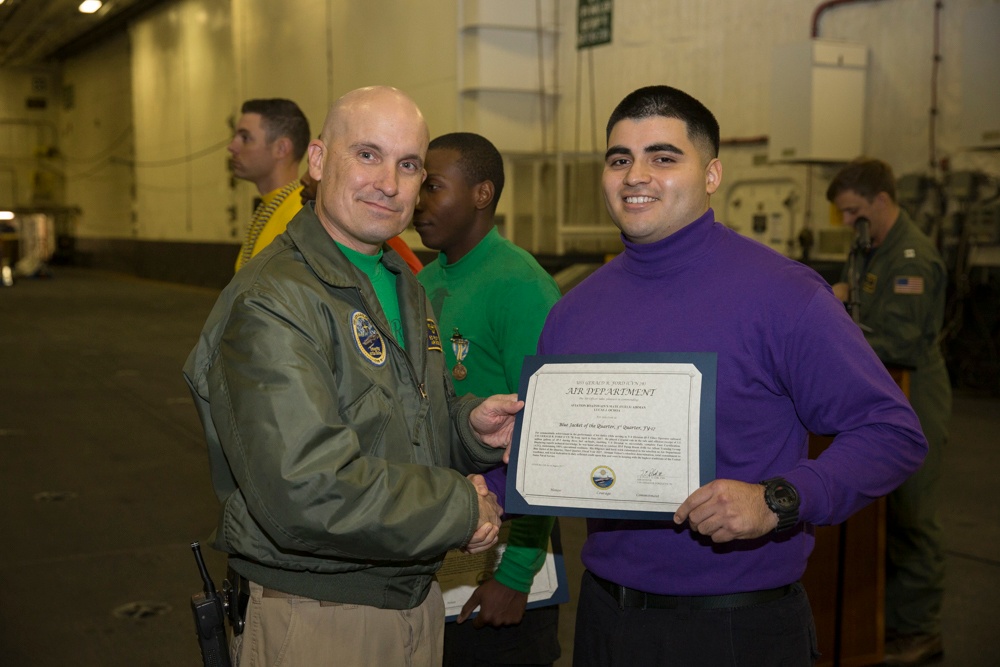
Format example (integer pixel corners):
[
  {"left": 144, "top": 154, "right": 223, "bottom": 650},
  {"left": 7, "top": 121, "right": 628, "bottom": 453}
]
[{"left": 353, "top": 287, "right": 428, "bottom": 404}]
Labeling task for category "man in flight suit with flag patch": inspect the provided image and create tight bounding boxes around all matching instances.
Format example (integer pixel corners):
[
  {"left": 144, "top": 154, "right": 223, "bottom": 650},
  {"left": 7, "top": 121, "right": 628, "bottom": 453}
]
[{"left": 828, "top": 157, "right": 951, "bottom": 667}]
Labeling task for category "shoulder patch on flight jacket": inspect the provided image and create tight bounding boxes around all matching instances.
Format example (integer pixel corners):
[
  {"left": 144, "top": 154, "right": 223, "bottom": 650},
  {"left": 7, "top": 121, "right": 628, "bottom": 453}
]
[{"left": 893, "top": 276, "right": 925, "bottom": 295}]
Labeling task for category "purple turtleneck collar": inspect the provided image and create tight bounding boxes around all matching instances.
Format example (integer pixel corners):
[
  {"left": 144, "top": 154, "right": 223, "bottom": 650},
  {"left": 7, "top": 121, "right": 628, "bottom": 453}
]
[{"left": 619, "top": 208, "right": 723, "bottom": 278}]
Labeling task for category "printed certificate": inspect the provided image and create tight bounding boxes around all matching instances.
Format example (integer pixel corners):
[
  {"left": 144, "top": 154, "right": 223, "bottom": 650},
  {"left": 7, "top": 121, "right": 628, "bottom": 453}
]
[{"left": 505, "top": 353, "right": 717, "bottom": 520}]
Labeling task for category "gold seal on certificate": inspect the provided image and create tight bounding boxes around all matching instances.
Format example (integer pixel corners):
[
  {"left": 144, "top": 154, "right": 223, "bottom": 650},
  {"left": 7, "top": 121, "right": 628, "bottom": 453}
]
[
  {"left": 591, "top": 466, "right": 617, "bottom": 489},
  {"left": 450, "top": 328, "right": 470, "bottom": 381}
]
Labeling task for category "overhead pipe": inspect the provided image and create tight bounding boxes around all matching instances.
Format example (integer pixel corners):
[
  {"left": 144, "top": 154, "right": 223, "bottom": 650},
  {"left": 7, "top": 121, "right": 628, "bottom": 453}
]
[{"left": 811, "top": 0, "right": 884, "bottom": 38}]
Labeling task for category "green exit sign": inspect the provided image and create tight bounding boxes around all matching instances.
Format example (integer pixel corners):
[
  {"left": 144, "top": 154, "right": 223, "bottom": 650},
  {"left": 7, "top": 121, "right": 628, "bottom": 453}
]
[{"left": 578, "top": 0, "right": 612, "bottom": 49}]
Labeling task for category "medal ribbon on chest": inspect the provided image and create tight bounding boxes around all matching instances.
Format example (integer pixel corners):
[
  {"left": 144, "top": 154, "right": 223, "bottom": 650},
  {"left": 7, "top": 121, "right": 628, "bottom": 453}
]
[{"left": 450, "top": 328, "right": 470, "bottom": 381}]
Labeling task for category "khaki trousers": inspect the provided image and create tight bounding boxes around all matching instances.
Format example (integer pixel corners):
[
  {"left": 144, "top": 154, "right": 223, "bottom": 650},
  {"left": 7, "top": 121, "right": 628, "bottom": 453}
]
[{"left": 232, "top": 580, "right": 444, "bottom": 666}]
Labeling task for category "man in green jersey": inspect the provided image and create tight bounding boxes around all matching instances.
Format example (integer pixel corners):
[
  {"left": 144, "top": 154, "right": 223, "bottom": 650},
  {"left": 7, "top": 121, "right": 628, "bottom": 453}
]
[{"left": 414, "top": 132, "right": 563, "bottom": 666}]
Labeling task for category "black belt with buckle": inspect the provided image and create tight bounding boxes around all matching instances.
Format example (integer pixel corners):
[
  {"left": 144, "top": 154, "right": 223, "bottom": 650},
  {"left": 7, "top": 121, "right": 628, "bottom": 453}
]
[{"left": 591, "top": 572, "right": 794, "bottom": 610}]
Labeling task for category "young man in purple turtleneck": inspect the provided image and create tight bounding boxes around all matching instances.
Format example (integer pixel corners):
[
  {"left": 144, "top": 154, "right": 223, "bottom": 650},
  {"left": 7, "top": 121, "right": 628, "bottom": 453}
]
[{"left": 539, "top": 85, "right": 928, "bottom": 666}]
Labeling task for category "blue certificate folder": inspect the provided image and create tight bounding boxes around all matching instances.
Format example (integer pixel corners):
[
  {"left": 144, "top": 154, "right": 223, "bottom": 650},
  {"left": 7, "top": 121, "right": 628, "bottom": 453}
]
[{"left": 505, "top": 352, "right": 717, "bottom": 521}]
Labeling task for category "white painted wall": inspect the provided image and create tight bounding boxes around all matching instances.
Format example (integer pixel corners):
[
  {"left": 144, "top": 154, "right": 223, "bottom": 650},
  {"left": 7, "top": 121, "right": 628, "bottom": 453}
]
[
  {"left": 60, "top": 33, "right": 133, "bottom": 237},
  {"left": 2, "top": 0, "right": 996, "bottom": 254},
  {"left": 324, "top": 1, "right": 459, "bottom": 135},
  {"left": 0, "top": 66, "right": 59, "bottom": 209},
  {"left": 130, "top": 0, "right": 235, "bottom": 241}
]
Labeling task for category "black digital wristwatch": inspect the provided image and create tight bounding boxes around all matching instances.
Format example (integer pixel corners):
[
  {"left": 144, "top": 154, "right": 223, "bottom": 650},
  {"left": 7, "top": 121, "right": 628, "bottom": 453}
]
[{"left": 760, "top": 477, "right": 800, "bottom": 532}]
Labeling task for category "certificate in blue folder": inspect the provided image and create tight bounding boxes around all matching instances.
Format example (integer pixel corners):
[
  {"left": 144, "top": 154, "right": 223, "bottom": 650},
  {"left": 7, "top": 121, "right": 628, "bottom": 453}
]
[{"left": 505, "top": 352, "right": 717, "bottom": 521}]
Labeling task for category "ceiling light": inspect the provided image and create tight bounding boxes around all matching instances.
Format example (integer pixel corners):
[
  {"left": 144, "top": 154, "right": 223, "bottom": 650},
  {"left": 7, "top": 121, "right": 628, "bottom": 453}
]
[
  {"left": 0, "top": 211, "right": 15, "bottom": 221},
  {"left": 79, "top": 0, "right": 103, "bottom": 14}
]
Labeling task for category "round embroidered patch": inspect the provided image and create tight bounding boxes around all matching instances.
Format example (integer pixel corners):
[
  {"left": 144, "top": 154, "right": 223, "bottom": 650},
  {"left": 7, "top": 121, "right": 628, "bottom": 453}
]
[{"left": 351, "top": 311, "right": 387, "bottom": 366}]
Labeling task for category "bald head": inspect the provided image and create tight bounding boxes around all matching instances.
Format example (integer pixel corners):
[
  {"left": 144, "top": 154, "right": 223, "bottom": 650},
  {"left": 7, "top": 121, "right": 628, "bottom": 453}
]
[
  {"left": 319, "top": 86, "right": 428, "bottom": 147},
  {"left": 307, "top": 86, "right": 429, "bottom": 255}
]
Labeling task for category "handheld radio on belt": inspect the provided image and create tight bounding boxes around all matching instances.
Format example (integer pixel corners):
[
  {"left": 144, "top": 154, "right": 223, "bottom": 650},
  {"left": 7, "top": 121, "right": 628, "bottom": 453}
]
[{"left": 189, "top": 542, "right": 232, "bottom": 667}]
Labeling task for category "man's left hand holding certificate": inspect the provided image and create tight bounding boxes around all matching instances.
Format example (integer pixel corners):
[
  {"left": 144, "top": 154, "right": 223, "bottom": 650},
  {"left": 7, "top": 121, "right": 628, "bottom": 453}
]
[{"left": 506, "top": 353, "right": 717, "bottom": 520}]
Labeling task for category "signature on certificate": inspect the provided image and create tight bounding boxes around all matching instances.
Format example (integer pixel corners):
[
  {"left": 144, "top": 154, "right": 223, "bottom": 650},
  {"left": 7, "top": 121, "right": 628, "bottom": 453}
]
[{"left": 638, "top": 467, "right": 665, "bottom": 480}]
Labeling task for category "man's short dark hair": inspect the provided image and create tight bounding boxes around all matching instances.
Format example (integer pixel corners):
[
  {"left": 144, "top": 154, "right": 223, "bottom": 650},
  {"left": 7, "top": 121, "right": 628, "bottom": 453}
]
[
  {"left": 826, "top": 157, "right": 897, "bottom": 203},
  {"left": 606, "top": 85, "right": 720, "bottom": 160},
  {"left": 428, "top": 132, "right": 505, "bottom": 210},
  {"left": 241, "top": 98, "right": 311, "bottom": 162}
]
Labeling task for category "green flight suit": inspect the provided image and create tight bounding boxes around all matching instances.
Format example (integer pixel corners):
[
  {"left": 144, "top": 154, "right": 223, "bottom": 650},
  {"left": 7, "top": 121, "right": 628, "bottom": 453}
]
[{"left": 843, "top": 209, "right": 951, "bottom": 636}]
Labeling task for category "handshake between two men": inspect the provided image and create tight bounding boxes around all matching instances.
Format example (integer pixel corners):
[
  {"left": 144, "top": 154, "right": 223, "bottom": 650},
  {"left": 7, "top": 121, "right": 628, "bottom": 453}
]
[{"left": 463, "top": 393, "right": 524, "bottom": 554}]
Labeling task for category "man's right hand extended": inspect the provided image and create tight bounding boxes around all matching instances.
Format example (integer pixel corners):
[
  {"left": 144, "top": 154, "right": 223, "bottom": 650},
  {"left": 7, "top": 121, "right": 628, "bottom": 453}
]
[{"left": 463, "top": 474, "right": 502, "bottom": 554}]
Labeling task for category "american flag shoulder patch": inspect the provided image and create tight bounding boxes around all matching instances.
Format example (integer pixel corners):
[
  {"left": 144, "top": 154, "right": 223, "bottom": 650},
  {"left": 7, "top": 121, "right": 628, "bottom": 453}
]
[{"left": 894, "top": 276, "right": 924, "bottom": 294}]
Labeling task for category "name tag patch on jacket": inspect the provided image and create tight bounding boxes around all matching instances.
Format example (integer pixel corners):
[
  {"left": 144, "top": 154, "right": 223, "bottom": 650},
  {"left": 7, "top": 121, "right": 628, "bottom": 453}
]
[
  {"left": 426, "top": 319, "right": 443, "bottom": 352},
  {"left": 351, "top": 311, "right": 387, "bottom": 366},
  {"left": 894, "top": 276, "right": 924, "bottom": 295}
]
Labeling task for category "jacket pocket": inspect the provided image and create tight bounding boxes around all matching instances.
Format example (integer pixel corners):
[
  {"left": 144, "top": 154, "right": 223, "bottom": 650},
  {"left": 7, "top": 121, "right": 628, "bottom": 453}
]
[{"left": 340, "top": 384, "right": 393, "bottom": 457}]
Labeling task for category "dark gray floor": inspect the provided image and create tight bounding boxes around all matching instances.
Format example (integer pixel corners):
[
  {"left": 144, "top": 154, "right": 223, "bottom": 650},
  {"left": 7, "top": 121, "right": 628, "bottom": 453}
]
[{"left": 0, "top": 268, "right": 995, "bottom": 666}]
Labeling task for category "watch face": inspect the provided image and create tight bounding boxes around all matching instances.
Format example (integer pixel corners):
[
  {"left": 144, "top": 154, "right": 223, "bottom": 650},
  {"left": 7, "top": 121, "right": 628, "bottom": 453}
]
[
  {"left": 774, "top": 490, "right": 796, "bottom": 510},
  {"left": 762, "top": 478, "right": 799, "bottom": 532},
  {"left": 773, "top": 484, "right": 798, "bottom": 509},
  {"left": 765, "top": 479, "right": 799, "bottom": 511}
]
